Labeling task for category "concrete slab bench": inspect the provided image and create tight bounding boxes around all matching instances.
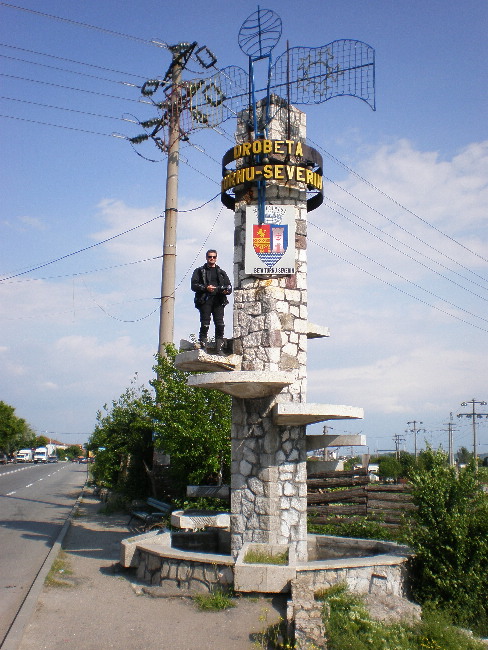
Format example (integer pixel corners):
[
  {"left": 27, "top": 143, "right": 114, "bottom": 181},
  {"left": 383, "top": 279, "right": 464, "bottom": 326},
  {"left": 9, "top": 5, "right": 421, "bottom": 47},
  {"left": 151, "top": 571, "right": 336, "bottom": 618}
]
[{"left": 170, "top": 509, "right": 230, "bottom": 531}]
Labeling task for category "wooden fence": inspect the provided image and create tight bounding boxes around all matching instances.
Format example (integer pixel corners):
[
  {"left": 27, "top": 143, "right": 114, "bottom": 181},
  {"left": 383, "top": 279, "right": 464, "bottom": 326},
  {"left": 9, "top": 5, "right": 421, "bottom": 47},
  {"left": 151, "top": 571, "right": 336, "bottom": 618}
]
[{"left": 307, "top": 468, "right": 415, "bottom": 531}]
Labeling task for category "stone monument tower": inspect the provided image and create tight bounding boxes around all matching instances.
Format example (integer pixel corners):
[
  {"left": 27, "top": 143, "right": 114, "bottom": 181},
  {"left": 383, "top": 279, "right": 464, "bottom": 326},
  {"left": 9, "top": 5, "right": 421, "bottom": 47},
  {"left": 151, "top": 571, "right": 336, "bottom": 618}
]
[
  {"left": 188, "top": 96, "right": 363, "bottom": 562},
  {"left": 229, "top": 97, "right": 310, "bottom": 561}
]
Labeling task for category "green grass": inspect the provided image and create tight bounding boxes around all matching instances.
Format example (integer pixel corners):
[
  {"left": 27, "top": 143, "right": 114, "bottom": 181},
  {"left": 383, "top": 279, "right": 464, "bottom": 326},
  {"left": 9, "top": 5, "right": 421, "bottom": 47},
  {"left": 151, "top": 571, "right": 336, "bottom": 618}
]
[
  {"left": 45, "top": 551, "right": 74, "bottom": 588},
  {"left": 244, "top": 549, "right": 288, "bottom": 565},
  {"left": 316, "top": 584, "right": 486, "bottom": 650},
  {"left": 193, "top": 587, "right": 236, "bottom": 611}
]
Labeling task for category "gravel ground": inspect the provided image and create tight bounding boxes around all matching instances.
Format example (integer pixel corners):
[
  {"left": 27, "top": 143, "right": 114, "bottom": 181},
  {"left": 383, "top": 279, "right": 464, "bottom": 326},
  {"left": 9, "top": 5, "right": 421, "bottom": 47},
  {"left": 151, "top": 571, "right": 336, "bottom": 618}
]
[{"left": 18, "top": 493, "right": 286, "bottom": 650}]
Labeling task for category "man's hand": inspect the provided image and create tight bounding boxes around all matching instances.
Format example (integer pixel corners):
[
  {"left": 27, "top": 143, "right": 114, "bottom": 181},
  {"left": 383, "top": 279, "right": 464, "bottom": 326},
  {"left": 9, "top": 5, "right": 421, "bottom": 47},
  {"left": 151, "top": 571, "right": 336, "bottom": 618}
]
[{"left": 206, "top": 284, "right": 216, "bottom": 293}]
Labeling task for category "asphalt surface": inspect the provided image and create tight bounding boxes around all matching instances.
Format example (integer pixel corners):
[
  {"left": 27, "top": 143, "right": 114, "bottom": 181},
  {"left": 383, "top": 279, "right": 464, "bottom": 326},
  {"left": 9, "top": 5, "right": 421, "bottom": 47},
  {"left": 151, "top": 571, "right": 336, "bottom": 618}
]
[
  {"left": 0, "top": 462, "right": 87, "bottom": 644},
  {"left": 8, "top": 489, "right": 286, "bottom": 650}
]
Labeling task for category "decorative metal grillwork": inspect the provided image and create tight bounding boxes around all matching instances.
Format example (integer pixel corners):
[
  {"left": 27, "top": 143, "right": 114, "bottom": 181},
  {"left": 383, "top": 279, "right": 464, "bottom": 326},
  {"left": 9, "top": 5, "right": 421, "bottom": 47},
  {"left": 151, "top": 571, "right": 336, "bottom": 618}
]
[
  {"left": 130, "top": 11, "right": 375, "bottom": 152},
  {"left": 272, "top": 40, "right": 375, "bottom": 109}
]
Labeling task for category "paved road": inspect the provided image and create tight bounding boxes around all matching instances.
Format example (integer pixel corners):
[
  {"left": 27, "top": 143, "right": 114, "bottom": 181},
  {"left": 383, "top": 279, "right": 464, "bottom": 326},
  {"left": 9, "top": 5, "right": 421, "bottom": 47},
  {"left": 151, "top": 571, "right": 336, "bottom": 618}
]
[{"left": 0, "top": 462, "right": 86, "bottom": 644}]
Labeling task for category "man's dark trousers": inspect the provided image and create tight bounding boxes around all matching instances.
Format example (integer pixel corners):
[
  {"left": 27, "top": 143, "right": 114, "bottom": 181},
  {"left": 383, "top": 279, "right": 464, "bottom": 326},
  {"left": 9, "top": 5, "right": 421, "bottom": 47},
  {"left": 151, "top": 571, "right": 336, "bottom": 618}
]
[{"left": 199, "top": 296, "right": 225, "bottom": 341}]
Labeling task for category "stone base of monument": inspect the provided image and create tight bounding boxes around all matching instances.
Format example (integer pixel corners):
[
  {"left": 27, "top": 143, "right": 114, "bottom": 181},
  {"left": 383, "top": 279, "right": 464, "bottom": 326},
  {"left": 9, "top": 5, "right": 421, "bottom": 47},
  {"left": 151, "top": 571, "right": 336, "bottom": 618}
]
[{"left": 121, "top": 531, "right": 411, "bottom": 596}]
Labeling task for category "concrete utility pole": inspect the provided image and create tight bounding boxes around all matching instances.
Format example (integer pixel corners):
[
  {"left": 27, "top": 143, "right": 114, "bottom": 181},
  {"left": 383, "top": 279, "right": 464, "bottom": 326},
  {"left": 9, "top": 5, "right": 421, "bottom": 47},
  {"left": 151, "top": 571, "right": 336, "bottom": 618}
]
[
  {"left": 393, "top": 434, "right": 405, "bottom": 459},
  {"left": 157, "top": 45, "right": 184, "bottom": 357},
  {"left": 407, "top": 420, "right": 425, "bottom": 459},
  {"left": 457, "top": 398, "right": 488, "bottom": 461},
  {"left": 443, "top": 413, "right": 457, "bottom": 466}
]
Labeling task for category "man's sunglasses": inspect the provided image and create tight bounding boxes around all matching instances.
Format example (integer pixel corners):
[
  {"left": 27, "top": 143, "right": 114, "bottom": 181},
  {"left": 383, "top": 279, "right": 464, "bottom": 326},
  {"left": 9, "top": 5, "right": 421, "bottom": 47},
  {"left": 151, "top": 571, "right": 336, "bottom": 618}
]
[{"left": 207, "top": 255, "right": 217, "bottom": 259}]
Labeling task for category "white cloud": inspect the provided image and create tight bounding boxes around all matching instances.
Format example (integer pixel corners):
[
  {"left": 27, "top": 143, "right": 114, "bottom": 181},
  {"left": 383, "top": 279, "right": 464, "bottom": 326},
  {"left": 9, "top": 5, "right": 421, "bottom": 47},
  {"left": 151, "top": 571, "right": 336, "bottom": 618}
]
[{"left": 1, "top": 137, "right": 487, "bottom": 448}]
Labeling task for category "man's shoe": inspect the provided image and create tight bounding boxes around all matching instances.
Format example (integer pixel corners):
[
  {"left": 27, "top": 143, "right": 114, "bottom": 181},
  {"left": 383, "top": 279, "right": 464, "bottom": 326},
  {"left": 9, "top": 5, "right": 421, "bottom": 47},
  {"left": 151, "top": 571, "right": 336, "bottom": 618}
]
[
  {"left": 196, "top": 338, "right": 207, "bottom": 351},
  {"left": 215, "top": 338, "right": 225, "bottom": 355}
]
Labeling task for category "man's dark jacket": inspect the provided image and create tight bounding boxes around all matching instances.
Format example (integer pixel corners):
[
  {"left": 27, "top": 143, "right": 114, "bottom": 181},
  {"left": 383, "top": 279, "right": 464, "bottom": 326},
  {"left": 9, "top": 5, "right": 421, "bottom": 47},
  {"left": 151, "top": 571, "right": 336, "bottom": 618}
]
[{"left": 191, "top": 263, "right": 232, "bottom": 308}]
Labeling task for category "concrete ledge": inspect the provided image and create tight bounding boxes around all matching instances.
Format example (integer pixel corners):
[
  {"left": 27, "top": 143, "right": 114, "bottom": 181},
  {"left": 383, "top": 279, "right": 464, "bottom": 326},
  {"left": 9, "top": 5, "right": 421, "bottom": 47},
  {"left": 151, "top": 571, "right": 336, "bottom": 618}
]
[
  {"left": 135, "top": 540, "right": 235, "bottom": 566},
  {"left": 306, "top": 433, "right": 366, "bottom": 451},
  {"left": 273, "top": 403, "right": 364, "bottom": 425},
  {"left": 296, "top": 554, "right": 409, "bottom": 570},
  {"left": 187, "top": 371, "right": 295, "bottom": 398},
  {"left": 120, "top": 528, "right": 171, "bottom": 568},
  {"left": 171, "top": 510, "right": 230, "bottom": 531},
  {"left": 187, "top": 485, "right": 230, "bottom": 499},
  {"left": 234, "top": 543, "right": 296, "bottom": 593},
  {"left": 175, "top": 349, "right": 241, "bottom": 372},
  {"left": 307, "top": 322, "right": 330, "bottom": 339}
]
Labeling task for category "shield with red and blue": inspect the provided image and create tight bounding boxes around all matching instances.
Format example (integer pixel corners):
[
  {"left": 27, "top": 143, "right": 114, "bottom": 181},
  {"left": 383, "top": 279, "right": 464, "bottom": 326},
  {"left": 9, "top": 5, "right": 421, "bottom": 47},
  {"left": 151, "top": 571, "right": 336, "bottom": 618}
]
[{"left": 253, "top": 224, "right": 288, "bottom": 267}]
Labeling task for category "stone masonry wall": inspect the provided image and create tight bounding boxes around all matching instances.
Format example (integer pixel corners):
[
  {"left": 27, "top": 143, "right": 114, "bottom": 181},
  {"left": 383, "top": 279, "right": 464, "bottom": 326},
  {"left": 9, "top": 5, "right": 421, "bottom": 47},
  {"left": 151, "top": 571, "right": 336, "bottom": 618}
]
[
  {"left": 230, "top": 97, "right": 309, "bottom": 561},
  {"left": 136, "top": 550, "right": 234, "bottom": 593}
]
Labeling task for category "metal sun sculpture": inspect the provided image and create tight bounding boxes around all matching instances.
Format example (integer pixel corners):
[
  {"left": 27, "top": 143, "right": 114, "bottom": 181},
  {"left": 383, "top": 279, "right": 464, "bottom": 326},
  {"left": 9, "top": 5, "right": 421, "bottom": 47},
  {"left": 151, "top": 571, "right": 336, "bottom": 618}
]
[
  {"left": 238, "top": 7, "right": 282, "bottom": 59},
  {"left": 129, "top": 8, "right": 375, "bottom": 154}
]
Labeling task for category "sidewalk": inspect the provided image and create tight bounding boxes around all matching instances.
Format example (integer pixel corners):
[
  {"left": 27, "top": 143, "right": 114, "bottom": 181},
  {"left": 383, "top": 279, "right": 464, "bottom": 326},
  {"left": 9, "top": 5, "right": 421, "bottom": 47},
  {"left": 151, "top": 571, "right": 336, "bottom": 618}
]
[{"left": 16, "top": 491, "right": 286, "bottom": 650}]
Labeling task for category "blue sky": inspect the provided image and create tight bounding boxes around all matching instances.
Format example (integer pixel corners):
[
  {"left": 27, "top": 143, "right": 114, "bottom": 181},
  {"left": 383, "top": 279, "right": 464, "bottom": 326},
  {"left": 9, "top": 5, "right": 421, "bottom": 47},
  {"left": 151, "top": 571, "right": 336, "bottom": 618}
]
[{"left": 1, "top": 0, "right": 487, "bottom": 456}]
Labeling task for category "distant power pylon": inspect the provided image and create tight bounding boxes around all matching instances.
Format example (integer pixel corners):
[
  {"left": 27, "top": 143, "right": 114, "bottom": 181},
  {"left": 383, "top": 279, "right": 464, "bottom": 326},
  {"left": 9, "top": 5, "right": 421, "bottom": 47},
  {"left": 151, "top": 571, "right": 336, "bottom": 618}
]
[
  {"left": 406, "top": 420, "right": 426, "bottom": 459},
  {"left": 393, "top": 434, "right": 406, "bottom": 460},
  {"left": 457, "top": 398, "right": 488, "bottom": 460}
]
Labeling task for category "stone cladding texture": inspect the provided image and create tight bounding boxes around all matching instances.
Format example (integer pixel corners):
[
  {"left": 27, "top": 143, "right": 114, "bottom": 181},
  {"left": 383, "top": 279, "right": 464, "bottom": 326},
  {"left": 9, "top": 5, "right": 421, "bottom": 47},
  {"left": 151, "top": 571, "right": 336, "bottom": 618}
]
[
  {"left": 136, "top": 550, "right": 234, "bottom": 593},
  {"left": 230, "top": 98, "right": 309, "bottom": 561}
]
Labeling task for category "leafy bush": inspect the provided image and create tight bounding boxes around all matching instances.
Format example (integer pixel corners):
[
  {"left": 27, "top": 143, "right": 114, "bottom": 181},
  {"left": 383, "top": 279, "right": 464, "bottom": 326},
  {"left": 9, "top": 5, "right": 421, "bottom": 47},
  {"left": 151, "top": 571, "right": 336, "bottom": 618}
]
[
  {"left": 406, "top": 449, "right": 488, "bottom": 636},
  {"left": 317, "top": 583, "right": 485, "bottom": 650},
  {"left": 89, "top": 378, "right": 154, "bottom": 499},
  {"left": 308, "top": 516, "right": 399, "bottom": 542},
  {"left": 150, "top": 346, "right": 231, "bottom": 498}
]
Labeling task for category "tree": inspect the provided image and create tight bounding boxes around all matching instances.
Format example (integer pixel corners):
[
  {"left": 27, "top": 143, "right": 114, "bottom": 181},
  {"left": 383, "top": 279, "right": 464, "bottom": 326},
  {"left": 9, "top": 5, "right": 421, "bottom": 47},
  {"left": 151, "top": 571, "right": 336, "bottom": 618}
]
[
  {"left": 150, "top": 345, "right": 231, "bottom": 498},
  {"left": 88, "top": 347, "right": 232, "bottom": 501},
  {"left": 88, "top": 377, "right": 154, "bottom": 498},
  {"left": 455, "top": 446, "right": 473, "bottom": 465},
  {"left": 406, "top": 448, "right": 488, "bottom": 635},
  {"left": 378, "top": 455, "right": 402, "bottom": 482},
  {"left": 0, "top": 401, "right": 35, "bottom": 453}
]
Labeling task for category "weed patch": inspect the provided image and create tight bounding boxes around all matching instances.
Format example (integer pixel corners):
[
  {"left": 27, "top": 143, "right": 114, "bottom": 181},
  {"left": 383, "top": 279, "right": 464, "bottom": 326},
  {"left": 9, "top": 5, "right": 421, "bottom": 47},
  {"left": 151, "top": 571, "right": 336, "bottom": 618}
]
[
  {"left": 244, "top": 549, "right": 288, "bottom": 565},
  {"left": 193, "top": 587, "right": 235, "bottom": 611},
  {"left": 45, "top": 551, "right": 74, "bottom": 588}
]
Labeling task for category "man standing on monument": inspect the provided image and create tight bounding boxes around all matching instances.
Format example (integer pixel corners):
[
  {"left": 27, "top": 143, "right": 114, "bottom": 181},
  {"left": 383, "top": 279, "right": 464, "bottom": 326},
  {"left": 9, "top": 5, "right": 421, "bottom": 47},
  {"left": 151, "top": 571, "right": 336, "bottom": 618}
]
[{"left": 191, "top": 249, "right": 232, "bottom": 354}]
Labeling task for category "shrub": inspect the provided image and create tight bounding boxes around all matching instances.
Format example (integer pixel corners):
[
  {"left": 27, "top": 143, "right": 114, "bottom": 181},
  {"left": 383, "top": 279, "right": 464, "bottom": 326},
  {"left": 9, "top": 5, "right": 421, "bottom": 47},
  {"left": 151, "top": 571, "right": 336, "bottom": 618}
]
[
  {"left": 308, "top": 515, "right": 399, "bottom": 542},
  {"left": 406, "top": 449, "right": 488, "bottom": 636},
  {"left": 317, "top": 583, "right": 485, "bottom": 650}
]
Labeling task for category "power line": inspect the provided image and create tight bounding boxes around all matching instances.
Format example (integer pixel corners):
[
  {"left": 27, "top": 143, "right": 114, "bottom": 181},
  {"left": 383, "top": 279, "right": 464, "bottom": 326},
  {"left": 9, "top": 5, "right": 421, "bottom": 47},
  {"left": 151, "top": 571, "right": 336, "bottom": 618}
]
[
  {"left": 0, "top": 256, "right": 163, "bottom": 284},
  {"left": 322, "top": 196, "right": 488, "bottom": 295},
  {"left": 0, "top": 53, "right": 142, "bottom": 87},
  {"left": 323, "top": 175, "right": 488, "bottom": 284},
  {"left": 309, "top": 220, "right": 488, "bottom": 326},
  {"left": 1, "top": 96, "right": 137, "bottom": 123},
  {"left": 0, "top": 214, "right": 164, "bottom": 281},
  {"left": 308, "top": 226, "right": 488, "bottom": 334},
  {"left": 312, "top": 138, "right": 488, "bottom": 267},
  {"left": 0, "top": 2, "right": 158, "bottom": 46},
  {"left": 0, "top": 113, "right": 122, "bottom": 137},
  {"left": 0, "top": 42, "right": 149, "bottom": 78},
  {"left": 0, "top": 72, "right": 151, "bottom": 104}
]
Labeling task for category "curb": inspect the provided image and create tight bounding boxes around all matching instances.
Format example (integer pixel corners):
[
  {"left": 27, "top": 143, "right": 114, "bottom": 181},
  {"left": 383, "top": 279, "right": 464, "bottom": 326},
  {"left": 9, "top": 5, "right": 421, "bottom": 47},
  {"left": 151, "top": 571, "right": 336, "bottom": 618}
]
[{"left": 1, "top": 485, "right": 87, "bottom": 650}]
